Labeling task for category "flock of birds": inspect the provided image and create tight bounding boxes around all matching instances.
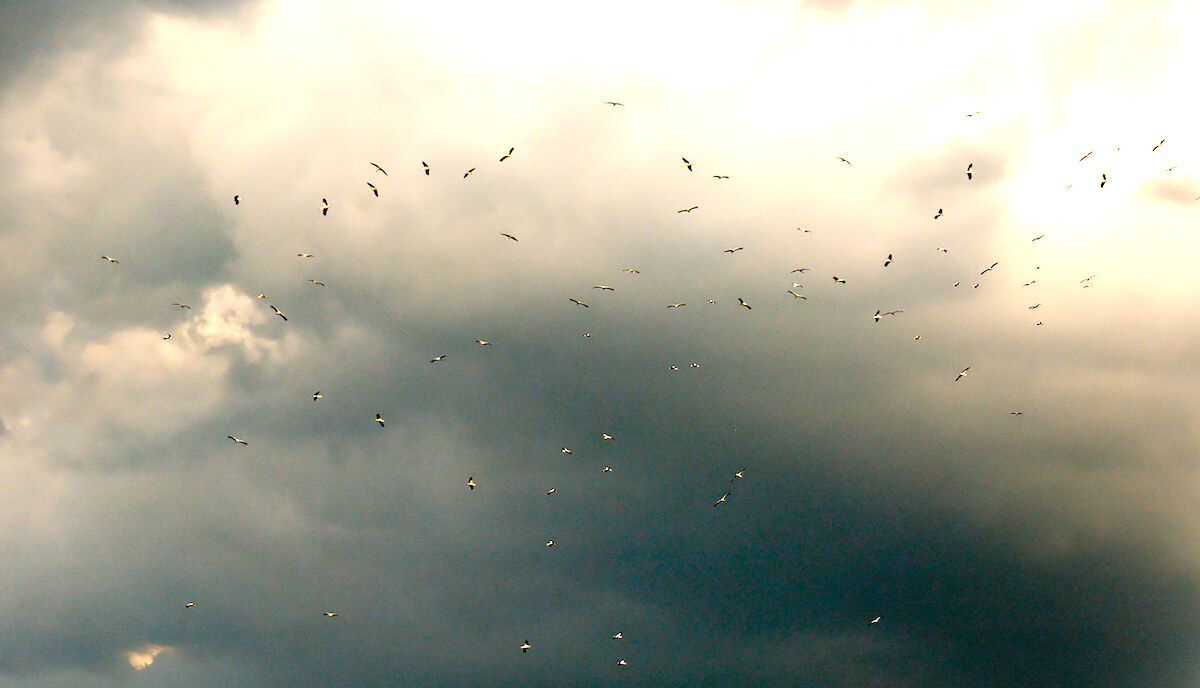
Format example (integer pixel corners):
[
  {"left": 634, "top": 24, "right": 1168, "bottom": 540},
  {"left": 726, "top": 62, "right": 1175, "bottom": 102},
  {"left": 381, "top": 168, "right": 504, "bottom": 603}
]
[{"left": 91, "top": 102, "right": 1180, "bottom": 674}]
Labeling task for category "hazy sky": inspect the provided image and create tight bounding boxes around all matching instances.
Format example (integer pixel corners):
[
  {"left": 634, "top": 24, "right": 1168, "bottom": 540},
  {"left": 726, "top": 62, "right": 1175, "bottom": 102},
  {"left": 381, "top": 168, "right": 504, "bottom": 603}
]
[{"left": 2, "top": 1, "right": 1199, "bottom": 686}]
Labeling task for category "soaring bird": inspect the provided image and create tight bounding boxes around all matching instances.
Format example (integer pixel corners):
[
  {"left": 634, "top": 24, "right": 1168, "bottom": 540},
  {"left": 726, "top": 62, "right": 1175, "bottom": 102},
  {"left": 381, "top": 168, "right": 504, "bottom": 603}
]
[
  {"left": 966, "top": 163, "right": 974, "bottom": 180},
  {"left": 604, "top": 101, "right": 624, "bottom": 107},
  {"left": 677, "top": 206, "right": 698, "bottom": 213},
  {"left": 467, "top": 476, "right": 476, "bottom": 490},
  {"left": 475, "top": 339, "right": 491, "bottom": 346},
  {"left": 1099, "top": 173, "right": 1107, "bottom": 188},
  {"left": 257, "top": 293, "right": 268, "bottom": 299},
  {"left": 321, "top": 198, "right": 329, "bottom": 215},
  {"left": 713, "top": 175, "right": 729, "bottom": 179},
  {"left": 737, "top": 298, "right": 752, "bottom": 310},
  {"left": 233, "top": 194, "right": 241, "bottom": 205},
  {"left": 713, "top": 492, "right": 731, "bottom": 507},
  {"left": 370, "top": 162, "right": 387, "bottom": 175},
  {"left": 1010, "top": 411, "right": 1023, "bottom": 416},
  {"left": 602, "top": 433, "right": 613, "bottom": 440},
  {"left": 463, "top": 168, "right": 476, "bottom": 178},
  {"left": 870, "top": 616, "right": 881, "bottom": 624},
  {"left": 667, "top": 303, "right": 686, "bottom": 309},
  {"left": 873, "top": 310, "right": 882, "bottom": 322},
  {"left": 545, "top": 540, "right": 556, "bottom": 547},
  {"left": 323, "top": 612, "right": 338, "bottom": 618},
  {"left": 955, "top": 367, "right": 971, "bottom": 382},
  {"left": 797, "top": 228, "right": 813, "bottom": 233},
  {"left": 560, "top": 447, "right": 572, "bottom": 454},
  {"left": 184, "top": 602, "right": 196, "bottom": 608},
  {"left": 787, "top": 291, "right": 807, "bottom": 299},
  {"left": 682, "top": 157, "right": 693, "bottom": 171},
  {"left": 730, "top": 468, "right": 746, "bottom": 482},
  {"left": 297, "top": 252, "right": 314, "bottom": 258},
  {"left": 172, "top": 303, "right": 191, "bottom": 309},
  {"left": 612, "top": 632, "right": 624, "bottom": 640},
  {"left": 1028, "top": 303, "right": 1041, "bottom": 309},
  {"left": 227, "top": 435, "right": 247, "bottom": 445},
  {"left": 1032, "top": 234, "right": 1046, "bottom": 241},
  {"left": 546, "top": 488, "right": 557, "bottom": 495},
  {"left": 162, "top": 334, "right": 172, "bottom": 340},
  {"left": 724, "top": 247, "right": 744, "bottom": 254},
  {"left": 934, "top": 208, "right": 943, "bottom": 219},
  {"left": 936, "top": 246, "right": 949, "bottom": 253},
  {"left": 568, "top": 298, "right": 589, "bottom": 308},
  {"left": 100, "top": 255, "right": 119, "bottom": 263},
  {"left": 312, "top": 390, "right": 322, "bottom": 401},
  {"left": 430, "top": 354, "right": 447, "bottom": 363},
  {"left": 832, "top": 276, "right": 846, "bottom": 284},
  {"left": 602, "top": 466, "right": 613, "bottom": 473},
  {"left": 622, "top": 268, "right": 640, "bottom": 274},
  {"left": 1153, "top": 138, "right": 1166, "bottom": 151},
  {"left": 270, "top": 305, "right": 287, "bottom": 321},
  {"left": 500, "top": 233, "right": 518, "bottom": 241},
  {"left": 422, "top": 161, "right": 431, "bottom": 175},
  {"left": 836, "top": 156, "right": 852, "bottom": 165},
  {"left": 375, "top": 413, "right": 386, "bottom": 427},
  {"left": 593, "top": 285, "right": 614, "bottom": 291},
  {"left": 883, "top": 253, "right": 893, "bottom": 267},
  {"left": 1079, "top": 151, "right": 1093, "bottom": 161},
  {"left": 309, "top": 280, "right": 325, "bottom": 287},
  {"left": 980, "top": 262, "right": 999, "bottom": 275},
  {"left": 883, "top": 310, "right": 904, "bottom": 316},
  {"left": 367, "top": 182, "right": 379, "bottom": 197},
  {"left": 520, "top": 640, "right": 532, "bottom": 652},
  {"left": 791, "top": 267, "right": 810, "bottom": 273},
  {"left": 617, "top": 659, "right": 628, "bottom": 667},
  {"left": 499, "top": 147, "right": 514, "bottom": 161}
]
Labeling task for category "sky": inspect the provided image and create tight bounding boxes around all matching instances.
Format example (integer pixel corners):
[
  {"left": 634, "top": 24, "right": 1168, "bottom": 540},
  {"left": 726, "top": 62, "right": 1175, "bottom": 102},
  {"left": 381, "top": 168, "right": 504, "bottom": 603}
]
[{"left": 1, "top": 0, "right": 1199, "bottom": 686}]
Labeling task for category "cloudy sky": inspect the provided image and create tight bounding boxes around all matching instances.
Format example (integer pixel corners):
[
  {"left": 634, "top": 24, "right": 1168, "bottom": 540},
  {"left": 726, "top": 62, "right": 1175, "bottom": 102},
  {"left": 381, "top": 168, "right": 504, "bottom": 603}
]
[{"left": 2, "top": 0, "right": 1199, "bottom": 686}]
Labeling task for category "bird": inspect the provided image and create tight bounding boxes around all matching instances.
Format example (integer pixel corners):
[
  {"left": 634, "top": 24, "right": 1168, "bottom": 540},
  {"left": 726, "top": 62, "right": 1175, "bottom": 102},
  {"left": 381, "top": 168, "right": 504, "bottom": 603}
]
[
  {"left": 1100, "top": 173, "right": 1107, "bottom": 188},
  {"left": 545, "top": 540, "right": 556, "bottom": 547},
  {"left": 500, "top": 233, "right": 518, "bottom": 241},
  {"left": 883, "top": 310, "right": 903, "bottom": 316},
  {"left": 791, "top": 267, "right": 810, "bottom": 273},
  {"left": 162, "top": 334, "right": 172, "bottom": 340},
  {"left": 787, "top": 291, "right": 806, "bottom": 299},
  {"left": 172, "top": 303, "right": 191, "bottom": 309},
  {"left": 934, "top": 208, "right": 943, "bottom": 219},
  {"left": 797, "top": 227, "right": 813, "bottom": 233},
  {"left": 953, "top": 281, "right": 961, "bottom": 287},
  {"left": 430, "top": 354, "right": 447, "bottom": 363},
  {"left": 100, "top": 255, "right": 119, "bottom": 263},
  {"left": 1079, "top": 151, "right": 1093, "bottom": 161},
  {"left": 593, "top": 285, "right": 614, "bottom": 291},
  {"left": 790, "top": 282, "right": 804, "bottom": 289},
  {"left": 1010, "top": 411, "right": 1023, "bottom": 416},
  {"left": 184, "top": 602, "right": 196, "bottom": 608},
  {"left": 321, "top": 198, "right": 329, "bottom": 215},
  {"left": 713, "top": 175, "right": 729, "bottom": 179},
  {"left": 677, "top": 206, "right": 698, "bottom": 213},
  {"left": 617, "top": 659, "right": 628, "bottom": 667},
  {"left": 1028, "top": 303, "right": 1041, "bottom": 309},
  {"left": 226, "top": 435, "right": 248, "bottom": 445},
  {"left": 1161, "top": 166, "right": 1178, "bottom": 173},
  {"left": 463, "top": 167, "right": 476, "bottom": 178},
  {"left": 965, "top": 163, "right": 973, "bottom": 180},
  {"left": 873, "top": 310, "right": 882, "bottom": 322},
  {"left": 233, "top": 194, "right": 240, "bottom": 205},
  {"left": 602, "top": 466, "right": 613, "bottom": 473},
  {"left": 955, "top": 367, "right": 971, "bottom": 382},
  {"left": 612, "top": 632, "right": 624, "bottom": 640},
  {"left": 370, "top": 162, "right": 387, "bottom": 175},
  {"left": 622, "top": 268, "right": 640, "bottom": 274},
  {"left": 667, "top": 303, "right": 686, "bottom": 309},
  {"left": 883, "top": 253, "right": 893, "bottom": 267},
  {"left": 1153, "top": 138, "right": 1166, "bottom": 151},
  {"left": 499, "top": 147, "right": 514, "bottom": 161},
  {"left": 936, "top": 246, "right": 949, "bottom": 253},
  {"left": 256, "top": 293, "right": 268, "bottom": 299},
  {"left": 913, "top": 335, "right": 922, "bottom": 341},
  {"left": 467, "top": 476, "right": 476, "bottom": 490},
  {"left": 832, "top": 276, "right": 846, "bottom": 284},
  {"left": 602, "top": 433, "right": 613, "bottom": 440},
  {"left": 546, "top": 488, "right": 557, "bottom": 495},
  {"left": 520, "top": 640, "right": 532, "bottom": 652},
  {"left": 730, "top": 468, "right": 745, "bottom": 482},
  {"left": 1032, "top": 234, "right": 1046, "bottom": 241},
  {"left": 367, "top": 182, "right": 379, "bottom": 196},
  {"left": 1022, "top": 280, "right": 1037, "bottom": 287},
  {"left": 270, "top": 305, "right": 287, "bottom": 321},
  {"left": 582, "top": 332, "right": 592, "bottom": 338},
  {"left": 603, "top": 101, "right": 624, "bottom": 107},
  {"left": 323, "top": 612, "right": 338, "bottom": 618},
  {"left": 298, "top": 252, "right": 313, "bottom": 258},
  {"left": 737, "top": 298, "right": 751, "bottom": 310},
  {"left": 682, "top": 157, "right": 693, "bottom": 171},
  {"left": 724, "top": 247, "right": 744, "bottom": 253},
  {"left": 560, "top": 447, "right": 572, "bottom": 454},
  {"left": 870, "top": 616, "right": 881, "bottom": 624},
  {"left": 422, "top": 161, "right": 431, "bottom": 175},
  {"left": 705, "top": 299, "right": 717, "bottom": 304},
  {"left": 312, "top": 391, "right": 322, "bottom": 401},
  {"left": 836, "top": 156, "right": 852, "bottom": 165},
  {"left": 980, "top": 262, "right": 999, "bottom": 275},
  {"left": 1080, "top": 274, "right": 1098, "bottom": 283},
  {"left": 475, "top": 339, "right": 491, "bottom": 346},
  {"left": 568, "top": 298, "right": 589, "bottom": 308},
  {"left": 308, "top": 280, "right": 325, "bottom": 287},
  {"left": 375, "top": 414, "right": 386, "bottom": 427},
  {"left": 713, "top": 492, "right": 731, "bottom": 507},
  {"left": 964, "top": 111, "right": 980, "bottom": 117},
  {"left": 689, "top": 362, "right": 700, "bottom": 369}
]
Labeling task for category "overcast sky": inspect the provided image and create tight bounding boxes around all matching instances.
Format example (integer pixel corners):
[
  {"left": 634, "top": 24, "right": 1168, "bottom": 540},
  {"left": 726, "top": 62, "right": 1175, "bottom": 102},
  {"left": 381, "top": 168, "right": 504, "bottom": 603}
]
[{"left": 2, "top": 0, "right": 1199, "bottom": 686}]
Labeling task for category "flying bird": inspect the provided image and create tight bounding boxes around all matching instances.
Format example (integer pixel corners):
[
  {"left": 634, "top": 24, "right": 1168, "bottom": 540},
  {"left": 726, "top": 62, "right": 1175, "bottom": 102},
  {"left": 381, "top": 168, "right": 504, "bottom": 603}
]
[
  {"left": 184, "top": 602, "right": 196, "bottom": 608},
  {"left": 791, "top": 267, "right": 810, "bottom": 273},
  {"left": 667, "top": 303, "right": 686, "bottom": 309},
  {"left": 724, "top": 247, "right": 744, "bottom": 253},
  {"left": 500, "top": 233, "right": 518, "bottom": 241},
  {"left": 873, "top": 310, "right": 882, "bottom": 322},
  {"left": 233, "top": 194, "right": 240, "bottom": 205},
  {"left": 269, "top": 305, "right": 287, "bottom": 321},
  {"left": 604, "top": 101, "right": 624, "bottom": 107},
  {"left": 1028, "top": 303, "right": 1041, "bottom": 309},
  {"left": 226, "top": 435, "right": 247, "bottom": 445},
  {"left": 965, "top": 163, "right": 973, "bottom": 180},
  {"left": 934, "top": 208, "right": 943, "bottom": 219},
  {"left": 545, "top": 540, "right": 556, "bottom": 547},
  {"left": 612, "top": 632, "right": 624, "bottom": 640},
  {"left": 1010, "top": 411, "right": 1023, "bottom": 416},
  {"left": 677, "top": 206, "right": 698, "bottom": 213},
  {"left": 422, "top": 161, "right": 431, "bottom": 175},
  {"left": 883, "top": 310, "right": 903, "bottom": 316},
  {"left": 1153, "top": 138, "right": 1166, "bottom": 151},
  {"left": 312, "top": 391, "right": 322, "bottom": 401},
  {"left": 682, "top": 157, "right": 693, "bottom": 171},
  {"left": 321, "top": 198, "right": 329, "bottom": 215},
  {"left": 602, "top": 466, "right": 613, "bottom": 473},
  {"left": 162, "top": 334, "right": 171, "bottom": 340},
  {"left": 100, "top": 255, "right": 119, "bottom": 263},
  {"left": 713, "top": 175, "right": 729, "bottom": 179},
  {"left": 1079, "top": 151, "right": 1093, "bottom": 161},
  {"left": 475, "top": 339, "right": 491, "bottom": 346},
  {"left": 499, "top": 147, "right": 514, "bottom": 161},
  {"left": 256, "top": 293, "right": 268, "bottom": 299},
  {"left": 832, "top": 276, "right": 846, "bottom": 284},
  {"left": 883, "top": 253, "right": 893, "bottom": 267},
  {"left": 797, "top": 228, "right": 813, "bottom": 233},
  {"left": 622, "top": 268, "right": 640, "bottom": 274},
  {"left": 1099, "top": 173, "right": 1107, "bottom": 188},
  {"left": 298, "top": 252, "right": 313, "bottom": 258},
  {"left": 467, "top": 476, "right": 476, "bottom": 490},
  {"left": 561, "top": 447, "right": 572, "bottom": 454},
  {"left": 836, "top": 156, "right": 852, "bottom": 165},
  {"left": 617, "top": 659, "right": 628, "bottom": 667},
  {"left": 430, "top": 354, "right": 447, "bottom": 363},
  {"left": 323, "top": 612, "right": 338, "bottom": 618},
  {"left": 593, "top": 285, "right": 614, "bottom": 291},
  {"left": 367, "top": 182, "right": 379, "bottom": 196},
  {"left": 713, "top": 492, "right": 731, "bottom": 507},
  {"left": 172, "top": 303, "right": 191, "bottom": 309},
  {"left": 546, "top": 488, "right": 557, "bottom": 495},
  {"left": 1080, "top": 274, "right": 1098, "bottom": 283},
  {"left": 980, "top": 262, "right": 999, "bottom": 274},
  {"left": 787, "top": 291, "right": 806, "bottom": 299},
  {"left": 568, "top": 298, "right": 589, "bottom": 308},
  {"left": 375, "top": 413, "right": 386, "bottom": 427},
  {"left": 1032, "top": 234, "right": 1046, "bottom": 241},
  {"left": 602, "top": 433, "right": 613, "bottom": 440},
  {"left": 463, "top": 168, "right": 476, "bottom": 178},
  {"left": 936, "top": 246, "right": 948, "bottom": 253},
  {"left": 730, "top": 468, "right": 745, "bottom": 482},
  {"left": 955, "top": 367, "right": 971, "bottom": 382},
  {"left": 309, "top": 280, "right": 325, "bottom": 287},
  {"left": 370, "top": 162, "right": 387, "bottom": 175},
  {"left": 737, "top": 298, "right": 751, "bottom": 310},
  {"left": 870, "top": 616, "right": 881, "bottom": 624},
  {"left": 520, "top": 640, "right": 532, "bottom": 652}
]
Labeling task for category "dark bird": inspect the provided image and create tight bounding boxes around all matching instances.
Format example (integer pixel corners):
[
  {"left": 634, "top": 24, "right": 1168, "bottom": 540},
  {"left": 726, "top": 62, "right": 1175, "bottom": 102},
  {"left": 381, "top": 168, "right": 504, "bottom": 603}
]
[
  {"left": 499, "top": 147, "right": 514, "bottom": 162},
  {"left": 934, "top": 208, "right": 943, "bottom": 219},
  {"left": 269, "top": 305, "right": 287, "bottom": 321},
  {"left": 226, "top": 435, "right": 247, "bottom": 445},
  {"left": 724, "top": 247, "right": 744, "bottom": 253},
  {"left": 312, "top": 391, "right": 322, "bottom": 401},
  {"left": 321, "top": 198, "right": 329, "bottom": 215},
  {"left": 1032, "top": 234, "right": 1046, "bottom": 241},
  {"left": 832, "top": 276, "right": 846, "bottom": 284},
  {"left": 873, "top": 310, "right": 882, "bottom": 322},
  {"left": 1079, "top": 151, "right": 1093, "bottom": 161},
  {"left": 836, "top": 156, "right": 852, "bottom": 165},
  {"left": 713, "top": 492, "right": 731, "bottom": 507},
  {"left": 162, "top": 334, "right": 172, "bottom": 340},
  {"left": 604, "top": 101, "right": 624, "bottom": 107},
  {"left": 1010, "top": 411, "right": 1023, "bottom": 416},
  {"left": 791, "top": 267, "right": 810, "bottom": 273},
  {"left": 737, "top": 297, "right": 752, "bottom": 310},
  {"left": 966, "top": 163, "right": 973, "bottom": 180},
  {"left": 955, "top": 367, "right": 971, "bottom": 382},
  {"left": 367, "top": 182, "right": 379, "bottom": 196},
  {"left": 499, "top": 233, "right": 518, "bottom": 241},
  {"left": 677, "top": 206, "right": 698, "bottom": 213},
  {"left": 1153, "top": 138, "right": 1166, "bottom": 151},
  {"left": 682, "top": 157, "right": 693, "bottom": 171},
  {"left": 622, "top": 268, "right": 640, "bottom": 274},
  {"left": 375, "top": 413, "right": 386, "bottom": 427},
  {"left": 569, "top": 298, "right": 589, "bottom": 308},
  {"left": 463, "top": 168, "right": 476, "bottom": 178},
  {"left": 883, "top": 253, "right": 893, "bottom": 267},
  {"left": 980, "top": 262, "right": 999, "bottom": 275},
  {"left": 787, "top": 291, "right": 806, "bottom": 299},
  {"left": 370, "top": 162, "right": 387, "bottom": 175},
  {"left": 309, "top": 280, "right": 325, "bottom": 287},
  {"left": 100, "top": 255, "right": 119, "bottom": 263},
  {"left": 233, "top": 194, "right": 241, "bottom": 205},
  {"left": 422, "top": 161, "right": 431, "bottom": 175},
  {"left": 172, "top": 303, "right": 191, "bottom": 309},
  {"left": 1028, "top": 303, "right": 1041, "bottom": 309},
  {"left": 883, "top": 310, "right": 904, "bottom": 316},
  {"left": 713, "top": 175, "right": 729, "bottom": 179},
  {"left": 1100, "top": 173, "right": 1107, "bottom": 188}
]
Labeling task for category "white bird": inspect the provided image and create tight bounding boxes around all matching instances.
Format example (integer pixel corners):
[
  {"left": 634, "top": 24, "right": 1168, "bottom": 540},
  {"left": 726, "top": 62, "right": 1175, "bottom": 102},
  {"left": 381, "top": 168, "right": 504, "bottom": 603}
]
[
  {"left": 467, "top": 476, "right": 476, "bottom": 490},
  {"left": 593, "top": 285, "right": 614, "bottom": 291},
  {"left": 870, "top": 616, "right": 881, "bottom": 624},
  {"left": 162, "top": 333, "right": 172, "bottom": 340},
  {"left": 227, "top": 435, "right": 247, "bottom": 445},
  {"left": 323, "top": 612, "right": 338, "bottom": 618},
  {"left": 955, "top": 367, "right": 971, "bottom": 382},
  {"left": 297, "top": 252, "right": 313, "bottom": 258},
  {"left": 737, "top": 298, "right": 752, "bottom": 310},
  {"left": 602, "top": 466, "right": 613, "bottom": 473},
  {"left": 569, "top": 298, "right": 589, "bottom": 308},
  {"left": 1099, "top": 173, "right": 1107, "bottom": 188},
  {"left": 312, "top": 390, "right": 322, "bottom": 401},
  {"left": 787, "top": 291, "right": 807, "bottom": 300},
  {"left": 873, "top": 310, "right": 882, "bottom": 322},
  {"left": 520, "top": 640, "right": 532, "bottom": 652},
  {"left": 430, "top": 354, "right": 447, "bottom": 363},
  {"left": 667, "top": 303, "right": 686, "bottom": 309},
  {"left": 309, "top": 280, "right": 325, "bottom": 287},
  {"left": 545, "top": 540, "right": 556, "bottom": 547},
  {"left": 936, "top": 246, "right": 948, "bottom": 253},
  {"left": 714, "top": 492, "right": 731, "bottom": 507},
  {"left": 622, "top": 268, "right": 640, "bottom": 274},
  {"left": 689, "top": 362, "right": 700, "bottom": 369},
  {"left": 681, "top": 157, "right": 693, "bottom": 171},
  {"left": 475, "top": 339, "right": 491, "bottom": 346},
  {"left": 375, "top": 413, "right": 386, "bottom": 427},
  {"left": 270, "top": 305, "right": 287, "bottom": 321},
  {"left": 617, "top": 659, "right": 628, "bottom": 666},
  {"left": 546, "top": 488, "right": 557, "bottom": 495},
  {"left": 172, "top": 302, "right": 191, "bottom": 309},
  {"left": 602, "top": 433, "right": 613, "bottom": 440},
  {"left": 1153, "top": 138, "right": 1165, "bottom": 151},
  {"left": 561, "top": 447, "right": 572, "bottom": 454},
  {"left": 256, "top": 293, "right": 268, "bottom": 299},
  {"left": 500, "top": 233, "right": 518, "bottom": 242},
  {"left": 184, "top": 602, "right": 196, "bottom": 608},
  {"left": 730, "top": 468, "right": 745, "bottom": 482},
  {"left": 100, "top": 255, "right": 119, "bottom": 263},
  {"left": 612, "top": 632, "right": 623, "bottom": 640},
  {"left": 321, "top": 198, "right": 329, "bottom": 215},
  {"left": 832, "top": 276, "right": 846, "bottom": 284}
]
